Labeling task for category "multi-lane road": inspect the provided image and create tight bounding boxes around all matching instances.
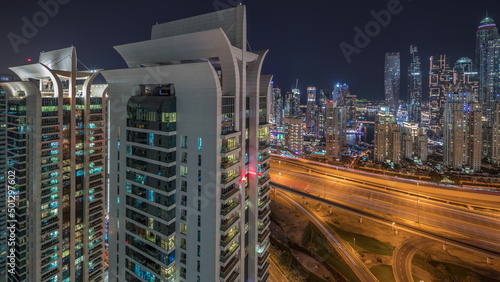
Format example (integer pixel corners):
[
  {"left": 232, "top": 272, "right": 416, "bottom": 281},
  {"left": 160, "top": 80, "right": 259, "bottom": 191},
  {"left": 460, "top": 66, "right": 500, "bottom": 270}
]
[{"left": 270, "top": 156, "right": 500, "bottom": 259}]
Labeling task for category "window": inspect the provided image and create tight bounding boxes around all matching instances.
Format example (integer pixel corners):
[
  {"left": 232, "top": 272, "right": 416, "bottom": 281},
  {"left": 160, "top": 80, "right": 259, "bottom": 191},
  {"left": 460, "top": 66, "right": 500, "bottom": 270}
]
[
  {"left": 198, "top": 170, "right": 201, "bottom": 181},
  {"left": 181, "top": 152, "right": 187, "bottom": 163},
  {"left": 197, "top": 200, "right": 201, "bottom": 212},
  {"left": 181, "top": 195, "right": 187, "bottom": 207},
  {"left": 197, "top": 230, "right": 200, "bottom": 242},
  {"left": 197, "top": 215, "right": 201, "bottom": 227},
  {"left": 198, "top": 185, "right": 201, "bottom": 197},
  {"left": 181, "top": 136, "right": 188, "bottom": 148},
  {"left": 181, "top": 209, "right": 187, "bottom": 221},
  {"left": 180, "top": 166, "right": 188, "bottom": 178},
  {"left": 197, "top": 137, "right": 202, "bottom": 151},
  {"left": 198, "top": 155, "right": 201, "bottom": 166},
  {"left": 197, "top": 245, "right": 200, "bottom": 257},
  {"left": 180, "top": 224, "right": 187, "bottom": 235},
  {"left": 197, "top": 260, "right": 200, "bottom": 272},
  {"left": 180, "top": 252, "right": 186, "bottom": 264}
]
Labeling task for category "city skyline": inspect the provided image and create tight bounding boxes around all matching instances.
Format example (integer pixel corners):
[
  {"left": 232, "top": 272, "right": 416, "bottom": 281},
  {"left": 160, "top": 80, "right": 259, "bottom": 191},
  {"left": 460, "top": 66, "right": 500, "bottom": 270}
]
[{"left": 1, "top": 0, "right": 500, "bottom": 100}]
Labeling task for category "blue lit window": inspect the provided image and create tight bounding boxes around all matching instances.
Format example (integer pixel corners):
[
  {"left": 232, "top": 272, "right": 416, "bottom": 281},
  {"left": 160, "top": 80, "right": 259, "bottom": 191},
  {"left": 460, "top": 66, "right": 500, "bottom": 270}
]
[{"left": 198, "top": 137, "right": 202, "bottom": 151}]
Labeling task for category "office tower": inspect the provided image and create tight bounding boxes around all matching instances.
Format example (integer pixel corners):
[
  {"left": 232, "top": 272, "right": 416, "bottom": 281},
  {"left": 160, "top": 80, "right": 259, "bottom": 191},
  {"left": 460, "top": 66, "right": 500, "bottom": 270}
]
[
  {"left": 476, "top": 16, "right": 499, "bottom": 115},
  {"left": 453, "top": 57, "right": 479, "bottom": 102},
  {"left": 384, "top": 52, "right": 401, "bottom": 113},
  {"left": 429, "top": 54, "right": 453, "bottom": 132},
  {"left": 284, "top": 89, "right": 301, "bottom": 119},
  {"left": 325, "top": 102, "right": 346, "bottom": 159},
  {"left": 345, "top": 92, "right": 357, "bottom": 127},
  {"left": 492, "top": 103, "right": 500, "bottom": 165},
  {"left": 333, "top": 83, "right": 349, "bottom": 105},
  {"left": 104, "top": 6, "right": 271, "bottom": 282},
  {"left": 0, "top": 47, "right": 106, "bottom": 282},
  {"left": 444, "top": 91, "right": 482, "bottom": 172},
  {"left": 401, "top": 122, "right": 428, "bottom": 161},
  {"left": 306, "top": 87, "right": 316, "bottom": 136},
  {"left": 270, "top": 88, "right": 283, "bottom": 130},
  {"left": 284, "top": 118, "right": 303, "bottom": 155},
  {"left": 374, "top": 109, "right": 401, "bottom": 163},
  {"left": 316, "top": 89, "right": 330, "bottom": 138},
  {"left": 408, "top": 45, "right": 422, "bottom": 124}
]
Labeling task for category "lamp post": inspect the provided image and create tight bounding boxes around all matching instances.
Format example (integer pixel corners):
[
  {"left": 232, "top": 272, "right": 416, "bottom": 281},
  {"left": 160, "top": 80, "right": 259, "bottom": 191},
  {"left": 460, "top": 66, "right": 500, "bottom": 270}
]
[{"left": 278, "top": 160, "right": 281, "bottom": 175}]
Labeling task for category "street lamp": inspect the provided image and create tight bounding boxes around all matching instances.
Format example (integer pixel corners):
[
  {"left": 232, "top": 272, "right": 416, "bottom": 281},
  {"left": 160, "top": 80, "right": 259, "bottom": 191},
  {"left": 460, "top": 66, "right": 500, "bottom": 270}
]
[{"left": 278, "top": 160, "right": 281, "bottom": 175}]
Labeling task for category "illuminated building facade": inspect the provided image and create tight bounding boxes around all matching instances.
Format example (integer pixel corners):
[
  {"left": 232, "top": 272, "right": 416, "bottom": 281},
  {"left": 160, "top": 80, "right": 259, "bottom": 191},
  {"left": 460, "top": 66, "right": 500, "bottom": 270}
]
[
  {"left": 0, "top": 47, "right": 107, "bottom": 282},
  {"left": 104, "top": 6, "right": 271, "bottom": 282},
  {"left": 325, "top": 102, "right": 346, "bottom": 159},
  {"left": 408, "top": 45, "right": 422, "bottom": 124},
  {"left": 306, "top": 87, "right": 316, "bottom": 136},
  {"left": 402, "top": 122, "right": 427, "bottom": 161},
  {"left": 492, "top": 103, "right": 500, "bottom": 165},
  {"left": 444, "top": 95, "right": 482, "bottom": 172},
  {"left": 384, "top": 52, "right": 400, "bottom": 113},
  {"left": 270, "top": 88, "right": 283, "bottom": 130},
  {"left": 374, "top": 109, "right": 401, "bottom": 163},
  {"left": 429, "top": 54, "right": 453, "bottom": 132}
]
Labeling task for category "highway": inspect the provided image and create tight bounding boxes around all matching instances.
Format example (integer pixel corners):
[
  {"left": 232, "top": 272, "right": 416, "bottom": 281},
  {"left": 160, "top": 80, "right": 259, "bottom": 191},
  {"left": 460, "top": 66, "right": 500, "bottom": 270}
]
[
  {"left": 270, "top": 157, "right": 500, "bottom": 258},
  {"left": 277, "top": 191, "right": 378, "bottom": 282},
  {"left": 392, "top": 237, "right": 434, "bottom": 282}
]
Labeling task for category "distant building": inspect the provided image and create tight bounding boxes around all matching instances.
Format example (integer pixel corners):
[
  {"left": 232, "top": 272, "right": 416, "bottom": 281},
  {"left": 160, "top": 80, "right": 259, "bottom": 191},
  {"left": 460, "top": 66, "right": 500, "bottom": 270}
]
[
  {"left": 444, "top": 92, "right": 482, "bottom": 172},
  {"left": 306, "top": 86, "right": 317, "bottom": 136},
  {"left": 317, "top": 89, "right": 330, "bottom": 138},
  {"left": 284, "top": 88, "right": 301, "bottom": 119},
  {"left": 325, "top": 102, "right": 346, "bottom": 160},
  {"left": 408, "top": 45, "right": 422, "bottom": 124},
  {"left": 476, "top": 16, "right": 499, "bottom": 122},
  {"left": 284, "top": 118, "right": 304, "bottom": 155},
  {"left": 429, "top": 54, "right": 453, "bottom": 132},
  {"left": 402, "top": 122, "right": 428, "bottom": 161},
  {"left": 374, "top": 109, "right": 401, "bottom": 163},
  {"left": 333, "top": 83, "right": 349, "bottom": 105},
  {"left": 492, "top": 103, "right": 500, "bottom": 165},
  {"left": 270, "top": 87, "right": 283, "bottom": 129},
  {"left": 384, "top": 52, "right": 400, "bottom": 113}
]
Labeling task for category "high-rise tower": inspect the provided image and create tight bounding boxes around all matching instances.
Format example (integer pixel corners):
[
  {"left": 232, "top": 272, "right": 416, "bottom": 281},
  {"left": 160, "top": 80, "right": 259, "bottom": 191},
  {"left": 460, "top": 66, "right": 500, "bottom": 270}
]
[
  {"left": 104, "top": 6, "right": 271, "bottom": 282},
  {"left": 408, "top": 45, "right": 422, "bottom": 124},
  {"left": 384, "top": 52, "right": 401, "bottom": 113},
  {"left": 476, "top": 16, "right": 498, "bottom": 113},
  {"left": 429, "top": 54, "right": 453, "bottom": 132},
  {"left": 306, "top": 87, "right": 316, "bottom": 136},
  {"left": 0, "top": 47, "right": 107, "bottom": 282}
]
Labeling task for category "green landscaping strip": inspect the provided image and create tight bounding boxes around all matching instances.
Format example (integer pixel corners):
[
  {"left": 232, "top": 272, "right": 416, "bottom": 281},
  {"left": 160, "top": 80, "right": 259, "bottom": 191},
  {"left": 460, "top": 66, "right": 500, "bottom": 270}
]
[
  {"left": 370, "top": 265, "right": 395, "bottom": 282},
  {"left": 328, "top": 223, "right": 395, "bottom": 256}
]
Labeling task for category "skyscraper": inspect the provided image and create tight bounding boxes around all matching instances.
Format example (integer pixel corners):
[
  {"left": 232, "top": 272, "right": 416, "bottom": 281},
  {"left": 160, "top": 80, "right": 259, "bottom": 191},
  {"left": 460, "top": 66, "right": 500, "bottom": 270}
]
[
  {"left": 374, "top": 109, "right": 401, "bottom": 163},
  {"left": 325, "top": 102, "right": 346, "bottom": 159},
  {"left": 104, "top": 6, "right": 271, "bottom": 282},
  {"left": 270, "top": 88, "right": 283, "bottom": 130},
  {"left": 492, "top": 103, "right": 500, "bottom": 165},
  {"left": 408, "top": 45, "right": 422, "bottom": 124},
  {"left": 317, "top": 89, "right": 330, "bottom": 138},
  {"left": 384, "top": 52, "right": 401, "bottom": 113},
  {"left": 306, "top": 86, "right": 316, "bottom": 136},
  {"left": 429, "top": 54, "right": 453, "bottom": 132},
  {"left": 0, "top": 47, "right": 107, "bottom": 282},
  {"left": 476, "top": 16, "right": 498, "bottom": 118}
]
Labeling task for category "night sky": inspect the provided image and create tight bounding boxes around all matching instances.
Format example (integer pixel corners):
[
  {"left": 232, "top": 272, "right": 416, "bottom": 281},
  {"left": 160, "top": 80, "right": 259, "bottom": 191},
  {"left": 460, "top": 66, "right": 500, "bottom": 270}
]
[{"left": 1, "top": 0, "right": 500, "bottom": 101}]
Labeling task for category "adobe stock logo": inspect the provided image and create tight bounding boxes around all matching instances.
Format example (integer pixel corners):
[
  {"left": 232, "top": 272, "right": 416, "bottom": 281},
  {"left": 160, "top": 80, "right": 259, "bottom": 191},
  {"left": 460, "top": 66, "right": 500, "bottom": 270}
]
[
  {"left": 339, "top": 0, "right": 409, "bottom": 63},
  {"left": 7, "top": 0, "right": 71, "bottom": 54}
]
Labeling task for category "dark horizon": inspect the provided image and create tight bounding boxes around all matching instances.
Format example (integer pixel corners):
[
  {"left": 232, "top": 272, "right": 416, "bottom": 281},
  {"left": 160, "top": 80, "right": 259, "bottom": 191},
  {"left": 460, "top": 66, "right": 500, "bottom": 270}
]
[{"left": 1, "top": 0, "right": 500, "bottom": 101}]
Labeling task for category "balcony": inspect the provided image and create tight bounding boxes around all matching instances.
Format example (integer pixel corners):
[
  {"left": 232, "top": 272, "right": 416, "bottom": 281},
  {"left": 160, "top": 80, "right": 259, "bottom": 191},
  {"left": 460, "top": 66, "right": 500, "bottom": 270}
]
[
  {"left": 258, "top": 196, "right": 270, "bottom": 209},
  {"left": 223, "top": 270, "right": 240, "bottom": 282},
  {"left": 258, "top": 218, "right": 270, "bottom": 233},
  {"left": 258, "top": 250, "right": 270, "bottom": 265},
  {"left": 258, "top": 207, "right": 271, "bottom": 220},
  {"left": 220, "top": 214, "right": 240, "bottom": 233},
  {"left": 221, "top": 173, "right": 239, "bottom": 187},
  {"left": 220, "top": 242, "right": 239, "bottom": 264},
  {"left": 259, "top": 185, "right": 270, "bottom": 197},
  {"left": 221, "top": 143, "right": 241, "bottom": 155},
  {"left": 258, "top": 153, "right": 270, "bottom": 163},
  {"left": 258, "top": 164, "right": 271, "bottom": 174},
  {"left": 221, "top": 200, "right": 239, "bottom": 217},
  {"left": 220, "top": 229, "right": 239, "bottom": 248},
  {"left": 258, "top": 228, "right": 270, "bottom": 243},
  {"left": 221, "top": 185, "right": 239, "bottom": 202},
  {"left": 258, "top": 174, "right": 270, "bottom": 186},
  {"left": 258, "top": 141, "right": 271, "bottom": 151},
  {"left": 220, "top": 256, "right": 239, "bottom": 279},
  {"left": 258, "top": 261, "right": 270, "bottom": 279},
  {"left": 221, "top": 158, "right": 240, "bottom": 170}
]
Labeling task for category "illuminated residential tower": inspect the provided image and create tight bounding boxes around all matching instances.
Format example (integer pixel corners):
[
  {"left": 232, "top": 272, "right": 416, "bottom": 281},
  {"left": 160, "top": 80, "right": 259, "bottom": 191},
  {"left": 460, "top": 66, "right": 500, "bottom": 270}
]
[{"left": 104, "top": 6, "right": 271, "bottom": 282}]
